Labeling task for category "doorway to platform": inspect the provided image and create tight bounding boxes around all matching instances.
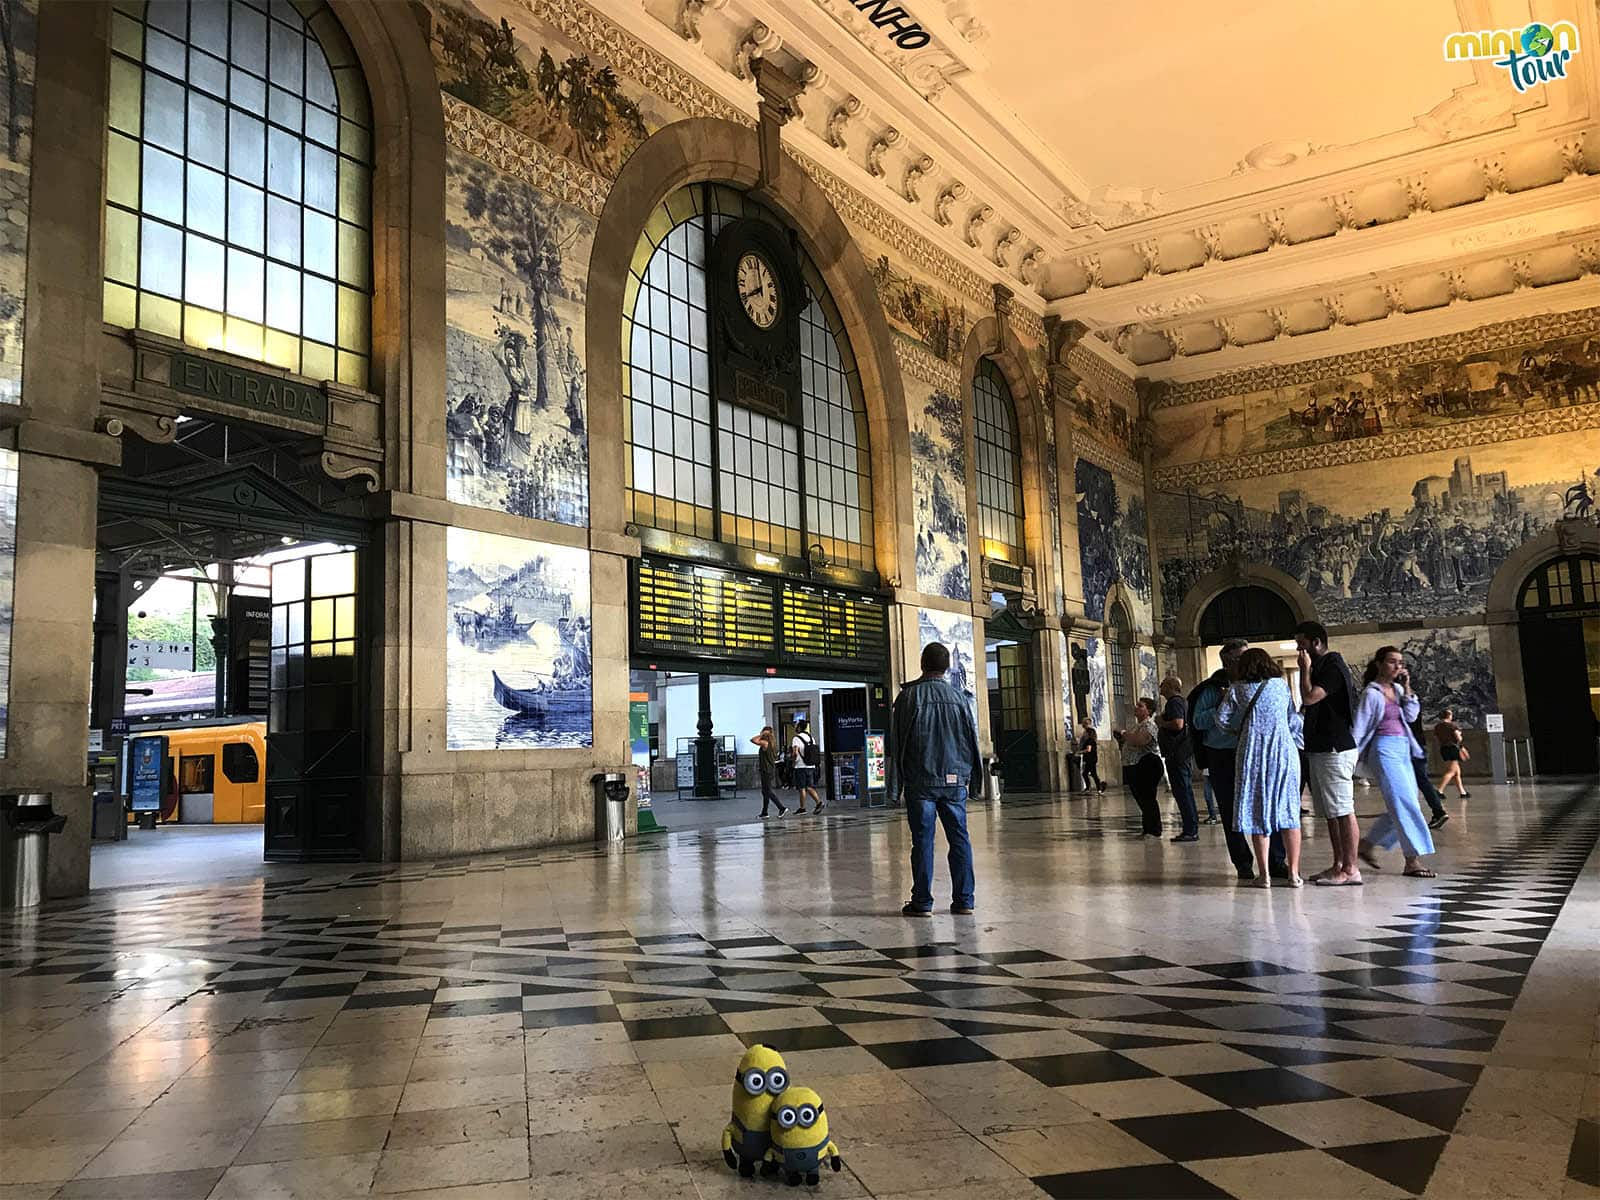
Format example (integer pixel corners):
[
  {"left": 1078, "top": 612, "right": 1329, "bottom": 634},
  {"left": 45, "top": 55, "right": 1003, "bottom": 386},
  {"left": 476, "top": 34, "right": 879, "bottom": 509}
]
[
  {"left": 92, "top": 416, "right": 373, "bottom": 878},
  {"left": 985, "top": 602, "right": 1039, "bottom": 792},
  {"left": 1517, "top": 554, "right": 1600, "bottom": 776},
  {"left": 1196, "top": 584, "right": 1301, "bottom": 685}
]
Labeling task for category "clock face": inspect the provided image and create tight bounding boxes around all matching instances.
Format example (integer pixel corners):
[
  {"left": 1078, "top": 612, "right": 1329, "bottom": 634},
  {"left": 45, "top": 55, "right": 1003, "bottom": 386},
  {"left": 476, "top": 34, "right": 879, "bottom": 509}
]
[{"left": 736, "top": 252, "right": 780, "bottom": 329}]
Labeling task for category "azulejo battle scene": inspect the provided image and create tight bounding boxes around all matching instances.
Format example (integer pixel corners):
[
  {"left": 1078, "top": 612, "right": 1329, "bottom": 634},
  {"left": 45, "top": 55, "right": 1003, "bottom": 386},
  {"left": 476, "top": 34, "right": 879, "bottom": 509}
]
[{"left": 1, "top": 2, "right": 1597, "bottom": 1198}]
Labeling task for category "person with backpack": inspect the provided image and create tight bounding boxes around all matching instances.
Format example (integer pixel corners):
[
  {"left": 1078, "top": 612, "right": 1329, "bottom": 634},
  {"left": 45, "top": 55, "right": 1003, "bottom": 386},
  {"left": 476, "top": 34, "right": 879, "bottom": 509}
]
[
  {"left": 790, "top": 719, "right": 823, "bottom": 815},
  {"left": 893, "top": 642, "right": 984, "bottom": 916}
]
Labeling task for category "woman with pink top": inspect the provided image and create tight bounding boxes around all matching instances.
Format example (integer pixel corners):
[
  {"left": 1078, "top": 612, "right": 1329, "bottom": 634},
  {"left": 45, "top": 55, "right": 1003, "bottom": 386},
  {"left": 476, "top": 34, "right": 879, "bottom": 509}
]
[{"left": 1353, "top": 646, "right": 1437, "bottom": 878}]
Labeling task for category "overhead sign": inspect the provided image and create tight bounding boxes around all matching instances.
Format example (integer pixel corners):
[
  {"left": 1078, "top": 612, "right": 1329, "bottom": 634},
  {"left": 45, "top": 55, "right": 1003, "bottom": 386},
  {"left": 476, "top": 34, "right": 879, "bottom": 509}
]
[
  {"left": 172, "top": 353, "right": 328, "bottom": 423},
  {"left": 127, "top": 639, "right": 194, "bottom": 670},
  {"left": 849, "top": 0, "right": 931, "bottom": 49}
]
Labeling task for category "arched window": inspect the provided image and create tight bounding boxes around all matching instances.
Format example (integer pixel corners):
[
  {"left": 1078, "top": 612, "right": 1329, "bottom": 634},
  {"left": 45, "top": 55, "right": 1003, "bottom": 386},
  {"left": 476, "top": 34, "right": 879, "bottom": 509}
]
[
  {"left": 103, "top": 0, "right": 373, "bottom": 389},
  {"left": 621, "top": 184, "right": 874, "bottom": 570},
  {"left": 1106, "top": 599, "right": 1133, "bottom": 722},
  {"left": 1519, "top": 555, "right": 1600, "bottom": 612},
  {"left": 972, "top": 359, "right": 1023, "bottom": 563}
]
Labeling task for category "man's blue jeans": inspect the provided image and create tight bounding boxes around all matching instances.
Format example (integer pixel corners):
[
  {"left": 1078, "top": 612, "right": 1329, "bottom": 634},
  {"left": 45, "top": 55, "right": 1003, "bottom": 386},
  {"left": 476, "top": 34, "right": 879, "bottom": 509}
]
[
  {"left": 906, "top": 789, "right": 974, "bottom": 911},
  {"left": 1168, "top": 756, "right": 1198, "bottom": 837}
]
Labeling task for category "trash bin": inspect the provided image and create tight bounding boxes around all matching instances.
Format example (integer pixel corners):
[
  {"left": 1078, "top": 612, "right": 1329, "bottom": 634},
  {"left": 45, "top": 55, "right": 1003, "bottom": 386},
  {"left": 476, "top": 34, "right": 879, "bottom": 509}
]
[
  {"left": 982, "top": 757, "right": 1003, "bottom": 804},
  {"left": 1, "top": 794, "right": 67, "bottom": 910},
  {"left": 91, "top": 791, "right": 127, "bottom": 842},
  {"left": 592, "top": 772, "right": 628, "bottom": 843}
]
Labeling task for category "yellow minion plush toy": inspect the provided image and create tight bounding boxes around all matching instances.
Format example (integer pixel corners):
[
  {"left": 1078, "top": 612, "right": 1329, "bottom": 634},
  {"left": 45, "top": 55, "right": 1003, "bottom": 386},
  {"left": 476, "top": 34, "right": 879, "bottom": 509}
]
[
  {"left": 765, "top": 1085, "right": 843, "bottom": 1187},
  {"left": 722, "top": 1044, "right": 789, "bottom": 1177}
]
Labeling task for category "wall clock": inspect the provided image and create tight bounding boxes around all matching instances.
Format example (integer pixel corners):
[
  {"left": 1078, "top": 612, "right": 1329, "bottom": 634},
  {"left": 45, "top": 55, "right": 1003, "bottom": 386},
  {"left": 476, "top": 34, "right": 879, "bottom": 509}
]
[{"left": 711, "top": 219, "right": 802, "bottom": 422}]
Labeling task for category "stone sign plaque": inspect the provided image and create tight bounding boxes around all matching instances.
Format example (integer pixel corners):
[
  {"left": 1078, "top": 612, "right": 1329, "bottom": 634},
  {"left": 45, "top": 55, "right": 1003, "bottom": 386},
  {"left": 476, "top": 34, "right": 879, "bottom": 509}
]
[{"left": 171, "top": 353, "right": 328, "bottom": 424}]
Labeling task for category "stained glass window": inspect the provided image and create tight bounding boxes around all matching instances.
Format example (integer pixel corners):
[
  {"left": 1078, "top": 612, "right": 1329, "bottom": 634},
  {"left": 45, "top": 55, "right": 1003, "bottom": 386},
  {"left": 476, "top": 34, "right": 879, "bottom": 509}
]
[
  {"left": 621, "top": 185, "right": 874, "bottom": 570},
  {"left": 103, "top": 0, "right": 372, "bottom": 389},
  {"left": 973, "top": 359, "right": 1024, "bottom": 564}
]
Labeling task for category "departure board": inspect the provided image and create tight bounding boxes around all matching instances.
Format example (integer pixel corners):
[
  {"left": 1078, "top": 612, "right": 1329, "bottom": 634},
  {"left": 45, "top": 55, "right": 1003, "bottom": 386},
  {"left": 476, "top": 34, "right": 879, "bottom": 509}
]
[
  {"left": 633, "top": 557, "right": 888, "bottom": 677},
  {"left": 635, "top": 558, "right": 776, "bottom": 662}
]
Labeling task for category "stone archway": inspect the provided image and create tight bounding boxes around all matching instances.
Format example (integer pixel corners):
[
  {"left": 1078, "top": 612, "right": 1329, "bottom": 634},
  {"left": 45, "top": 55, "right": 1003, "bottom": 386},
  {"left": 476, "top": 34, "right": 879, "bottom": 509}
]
[
  {"left": 1484, "top": 519, "right": 1600, "bottom": 738},
  {"left": 1170, "top": 560, "right": 1318, "bottom": 689},
  {"left": 584, "top": 119, "right": 915, "bottom": 587}
]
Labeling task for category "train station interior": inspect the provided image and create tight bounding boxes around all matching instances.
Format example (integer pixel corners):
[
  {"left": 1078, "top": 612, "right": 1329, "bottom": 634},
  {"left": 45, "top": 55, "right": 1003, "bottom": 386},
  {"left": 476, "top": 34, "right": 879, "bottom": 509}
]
[{"left": 0, "top": 2, "right": 1596, "bottom": 1197}]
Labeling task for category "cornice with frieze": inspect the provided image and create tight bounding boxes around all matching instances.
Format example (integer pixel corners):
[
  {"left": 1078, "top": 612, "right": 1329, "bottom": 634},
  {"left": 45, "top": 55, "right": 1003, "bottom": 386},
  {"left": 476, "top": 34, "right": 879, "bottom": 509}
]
[
  {"left": 892, "top": 333, "right": 961, "bottom": 393},
  {"left": 1152, "top": 401, "right": 1600, "bottom": 490},
  {"left": 441, "top": 94, "right": 612, "bottom": 218},
  {"left": 1072, "top": 430, "right": 1144, "bottom": 485},
  {"left": 1151, "top": 306, "right": 1600, "bottom": 407},
  {"left": 1066, "top": 343, "right": 1138, "bottom": 405}
]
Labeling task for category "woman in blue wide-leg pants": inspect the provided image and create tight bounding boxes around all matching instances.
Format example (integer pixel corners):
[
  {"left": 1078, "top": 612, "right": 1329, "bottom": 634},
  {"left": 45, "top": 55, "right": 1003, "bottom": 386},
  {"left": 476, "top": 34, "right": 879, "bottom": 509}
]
[{"left": 1351, "top": 646, "right": 1437, "bottom": 877}]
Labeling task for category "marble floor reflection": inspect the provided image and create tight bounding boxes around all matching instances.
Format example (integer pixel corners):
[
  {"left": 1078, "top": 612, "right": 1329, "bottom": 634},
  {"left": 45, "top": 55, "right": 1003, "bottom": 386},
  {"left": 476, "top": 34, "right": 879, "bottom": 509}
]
[{"left": 2, "top": 780, "right": 1595, "bottom": 1199}]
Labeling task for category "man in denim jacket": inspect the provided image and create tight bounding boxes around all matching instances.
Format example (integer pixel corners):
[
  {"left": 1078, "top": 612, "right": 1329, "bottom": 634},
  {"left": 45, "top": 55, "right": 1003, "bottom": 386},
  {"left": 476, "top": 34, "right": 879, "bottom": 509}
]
[{"left": 893, "top": 642, "right": 984, "bottom": 917}]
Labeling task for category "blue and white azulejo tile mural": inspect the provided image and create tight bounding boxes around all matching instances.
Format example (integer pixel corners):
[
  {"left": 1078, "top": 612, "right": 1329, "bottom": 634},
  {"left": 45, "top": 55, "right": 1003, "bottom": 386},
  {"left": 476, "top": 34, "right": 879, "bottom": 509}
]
[
  {"left": 916, "top": 606, "right": 977, "bottom": 723},
  {"left": 1075, "top": 456, "right": 1153, "bottom": 631},
  {"left": 909, "top": 379, "right": 970, "bottom": 601},
  {"left": 0, "top": 448, "right": 16, "bottom": 754},
  {"left": 446, "top": 528, "right": 592, "bottom": 750}
]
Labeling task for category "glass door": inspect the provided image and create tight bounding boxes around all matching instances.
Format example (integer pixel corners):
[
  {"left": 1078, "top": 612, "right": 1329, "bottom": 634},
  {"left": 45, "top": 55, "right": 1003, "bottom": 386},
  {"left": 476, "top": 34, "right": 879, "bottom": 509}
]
[
  {"left": 988, "top": 640, "right": 1039, "bottom": 791},
  {"left": 266, "top": 549, "right": 364, "bottom": 860}
]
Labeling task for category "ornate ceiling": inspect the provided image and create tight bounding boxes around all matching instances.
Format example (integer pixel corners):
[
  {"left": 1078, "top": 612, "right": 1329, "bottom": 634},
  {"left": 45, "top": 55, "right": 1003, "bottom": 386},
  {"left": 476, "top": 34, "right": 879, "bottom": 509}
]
[{"left": 619, "top": 0, "right": 1599, "bottom": 379}]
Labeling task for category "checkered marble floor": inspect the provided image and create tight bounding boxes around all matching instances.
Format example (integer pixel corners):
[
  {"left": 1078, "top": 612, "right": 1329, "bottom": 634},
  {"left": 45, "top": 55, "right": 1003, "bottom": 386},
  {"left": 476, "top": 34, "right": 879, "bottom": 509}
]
[{"left": 1, "top": 781, "right": 1595, "bottom": 1199}]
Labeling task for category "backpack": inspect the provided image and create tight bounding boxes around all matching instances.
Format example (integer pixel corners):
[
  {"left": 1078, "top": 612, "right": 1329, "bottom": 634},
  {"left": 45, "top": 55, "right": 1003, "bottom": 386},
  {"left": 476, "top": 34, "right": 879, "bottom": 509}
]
[
  {"left": 1186, "top": 677, "right": 1218, "bottom": 771},
  {"left": 799, "top": 732, "right": 821, "bottom": 768}
]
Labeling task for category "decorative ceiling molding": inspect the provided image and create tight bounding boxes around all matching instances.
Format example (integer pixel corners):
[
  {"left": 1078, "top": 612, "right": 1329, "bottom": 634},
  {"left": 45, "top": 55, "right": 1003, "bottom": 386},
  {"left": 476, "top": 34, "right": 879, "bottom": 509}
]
[
  {"left": 1066, "top": 342, "right": 1137, "bottom": 406},
  {"left": 1072, "top": 429, "right": 1144, "bottom": 485},
  {"left": 1151, "top": 306, "right": 1600, "bottom": 408},
  {"left": 892, "top": 332, "right": 962, "bottom": 392},
  {"left": 1097, "top": 235, "right": 1600, "bottom": 366},
  {"left": 441, "top": 93, "right": 611, "bottom": 217},
  {"left": 1153, "top": 402, "right": 1600, "bottom": 491},
  {"left": 1040, "top": 131, "right": 1600, "bottom": 301}
]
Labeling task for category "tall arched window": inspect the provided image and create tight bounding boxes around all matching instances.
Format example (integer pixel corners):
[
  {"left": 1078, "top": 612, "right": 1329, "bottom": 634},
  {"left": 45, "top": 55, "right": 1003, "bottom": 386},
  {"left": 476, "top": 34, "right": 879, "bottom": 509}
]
[
  {"left": 1106, "top": 599, "right": 1133, "bottom": 722},
  {"left": 621, "top": 185, "right": 874, "bottom": 570},
  {"left": 973, "top": 359, "right": 1023, "bottom": 564},
  {"left": 103, "top": 0, "right": 373, "bottom": 389}
]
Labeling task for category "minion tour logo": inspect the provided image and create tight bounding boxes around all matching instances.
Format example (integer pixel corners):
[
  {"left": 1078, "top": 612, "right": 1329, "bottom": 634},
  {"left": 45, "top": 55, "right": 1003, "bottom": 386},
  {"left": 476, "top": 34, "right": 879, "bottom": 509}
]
[{"left": 1443, "top": 21, "right": 1580, "bottom": 92}]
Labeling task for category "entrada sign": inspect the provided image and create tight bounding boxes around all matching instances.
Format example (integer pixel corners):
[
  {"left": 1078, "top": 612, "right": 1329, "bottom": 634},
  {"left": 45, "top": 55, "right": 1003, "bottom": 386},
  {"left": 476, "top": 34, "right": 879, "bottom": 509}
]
[
  {"left": 849, "top": 0, "right": 931, "bottom": 50},
  {"left": 172, "top": 353, "right": 328, "bottom": 423}
]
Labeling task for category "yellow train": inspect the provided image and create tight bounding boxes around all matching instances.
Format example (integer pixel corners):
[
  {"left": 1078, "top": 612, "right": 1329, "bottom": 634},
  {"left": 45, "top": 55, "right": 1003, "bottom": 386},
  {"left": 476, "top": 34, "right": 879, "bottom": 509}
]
[{"left": 128, "top": 723, "right": 267, "bottom": 824}]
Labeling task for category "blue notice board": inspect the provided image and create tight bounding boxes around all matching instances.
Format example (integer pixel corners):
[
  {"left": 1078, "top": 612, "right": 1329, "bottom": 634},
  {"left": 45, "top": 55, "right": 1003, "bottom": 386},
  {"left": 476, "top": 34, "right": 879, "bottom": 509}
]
[{"left": 129, "top": 737, "right": 166, "bottom": 813}]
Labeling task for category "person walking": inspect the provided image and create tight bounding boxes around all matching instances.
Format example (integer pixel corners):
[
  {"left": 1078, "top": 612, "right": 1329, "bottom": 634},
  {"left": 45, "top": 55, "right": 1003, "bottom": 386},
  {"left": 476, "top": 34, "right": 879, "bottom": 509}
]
[
  {"left": 1294, "top": 621, "right": 1362, "bottom": 887},
  {"left": 1190, "top": 640, "right": 1288, "bottom": 881},
  {"left": 1158, "top": 676, "right": 1199, "bottom": 842},
  {"left": 893, "top": 642, "right": 983, "bottom": 917},
  {"left": 790, "top": 719, "right": 823, "bottom": 815},
  {"left": 1217, "top": 649, "right": 1304, "bottom": 888},
  {"left": 1434, "top": 710, "right": 1471, "bottom": 801},
  {"left": 1410, "top": 715, "right": 1449, "bottom": 829},
  {"left": 1078, "top": 725, "right": 1104, "bottom": 793},
  {"left": 1353, "top": 647, "right": 1437, "bottom": 878},
  {"left": 751, "top": 726, "right": 787, "bottom": 818},
  {"left": 1115, "top": 699, "right": 1165, "bottom": 836}
]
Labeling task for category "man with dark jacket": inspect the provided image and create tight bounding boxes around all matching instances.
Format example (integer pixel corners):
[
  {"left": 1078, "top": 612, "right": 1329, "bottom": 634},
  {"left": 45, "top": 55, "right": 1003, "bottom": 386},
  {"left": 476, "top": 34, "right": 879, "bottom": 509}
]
[
  {"left": 893, "top": 642, "right": 983, "bottom": 917},
  {"left": 1189, "top": 639, "right": 1288, "bottom": 881}
]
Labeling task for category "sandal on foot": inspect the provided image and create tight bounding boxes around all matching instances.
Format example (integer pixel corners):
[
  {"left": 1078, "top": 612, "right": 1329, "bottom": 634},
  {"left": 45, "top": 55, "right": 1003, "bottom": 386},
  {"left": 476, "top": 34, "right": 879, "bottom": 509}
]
[{"left": 1404, "top": 867, "right": 1438, "bottom": 878}]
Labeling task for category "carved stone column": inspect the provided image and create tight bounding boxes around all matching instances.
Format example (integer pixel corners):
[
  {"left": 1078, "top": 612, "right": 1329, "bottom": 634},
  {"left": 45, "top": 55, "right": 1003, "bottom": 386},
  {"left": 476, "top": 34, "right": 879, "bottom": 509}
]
[{"left": 753, "top": 58, "right": 804, "bottom": 192}]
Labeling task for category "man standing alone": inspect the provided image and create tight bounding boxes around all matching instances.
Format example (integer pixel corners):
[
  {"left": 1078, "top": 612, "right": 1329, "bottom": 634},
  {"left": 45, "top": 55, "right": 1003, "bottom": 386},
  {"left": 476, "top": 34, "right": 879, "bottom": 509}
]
[
  {"left": 1158, "top": 676, "right": 1198, "bottom": 842},
  {"left": 1294, "top": 621, "right": 1362, "bottom": 887},
  {"left": 893, "top": 642, "right": 983, "bottom": 917}
]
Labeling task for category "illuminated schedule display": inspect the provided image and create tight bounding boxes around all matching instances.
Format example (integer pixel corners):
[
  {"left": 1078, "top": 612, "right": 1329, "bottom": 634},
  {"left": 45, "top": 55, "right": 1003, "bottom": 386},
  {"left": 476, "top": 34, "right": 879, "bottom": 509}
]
[{"left": 632, "top": 556, "right": 888, "bottom": 676}]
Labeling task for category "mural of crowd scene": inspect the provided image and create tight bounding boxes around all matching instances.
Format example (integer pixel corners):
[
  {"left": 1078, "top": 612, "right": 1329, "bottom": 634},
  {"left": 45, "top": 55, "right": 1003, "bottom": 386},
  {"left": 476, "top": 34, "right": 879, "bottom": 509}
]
[
  {"left": 1334, "top": 626, "right": 1497, "bottom": 728},
  {"left": 1154, "top": 328, "right": 1600, "bottom": 468},
  {"left": 446, "top": 528, "right": 592, "bottom": 750},
  {"left": 1074, "top": 457, "right": 1153, "bottom": 629},
  {"left": 0, "top": 0, "right": 37, "bottom": 404},
  {"left": 1154, "top": 432, "right": 1599, "bottom": 629},
  {"left": 420, "top": 0, "right": 678, "bottom": 177},
  {"left": 1069, "top": 382, "right": 1137, "bottom": 456},
  {"left": 910, "top": 380, "right": 970, "bottom": 600},
  {"left": 0, "top": 448, "right": 16, "bottom": 752},
  {"left": 866, "top": 254, "right": 969, "bottom": 363},
  {"left": 445, "top": 150, "right": 591, "bottom": 525},
  {"left": 916, "top": 607, "right": 976, "bottom": 722}
]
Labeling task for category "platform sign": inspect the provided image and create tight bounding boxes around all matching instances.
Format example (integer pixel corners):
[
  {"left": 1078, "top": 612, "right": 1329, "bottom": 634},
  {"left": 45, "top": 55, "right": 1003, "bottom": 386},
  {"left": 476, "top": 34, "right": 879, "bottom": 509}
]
[
  {"left": 129, "top": 737, "right": 166, "bottom": 813},
  {"left": 1484, "top": 712, "right": 1505, "bottom": 733},
  {"left": 127, "top": 639, "right": 194, "bottom": 670}
]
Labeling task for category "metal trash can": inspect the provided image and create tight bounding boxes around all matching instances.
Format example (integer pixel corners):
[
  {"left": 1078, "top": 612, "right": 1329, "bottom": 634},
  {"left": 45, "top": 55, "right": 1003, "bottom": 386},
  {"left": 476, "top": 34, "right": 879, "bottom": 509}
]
[
  {"left": 982, "top": 757, "right": 1003, "bottom": 804},
  {"left": 1, "top": 794, "right": 67, "bottom": 910},
  {"left": 592, "top": 772, "right": 628, "bottom": 843}
]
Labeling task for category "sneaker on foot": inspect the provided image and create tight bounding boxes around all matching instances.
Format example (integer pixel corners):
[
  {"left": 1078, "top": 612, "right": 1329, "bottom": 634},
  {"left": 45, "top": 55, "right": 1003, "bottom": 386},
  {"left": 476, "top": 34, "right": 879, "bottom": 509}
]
[
  {"left": 950, "top": 905, "right": 974, "bottom": 915},
  {"left": 1171, "top": 833, "right": 1199, "bottom": 842},
  {"left": 901, "top": 903, "right": 932, "bottom": 918},
  {"left": 1428, "top": 811, "right": 1449, "bottom": 829}
]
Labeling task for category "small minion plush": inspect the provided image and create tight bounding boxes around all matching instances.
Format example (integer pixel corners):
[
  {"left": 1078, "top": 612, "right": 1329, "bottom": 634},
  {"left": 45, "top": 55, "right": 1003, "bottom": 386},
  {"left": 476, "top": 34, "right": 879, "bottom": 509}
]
[
  {"left": 764, "top": 1085, "right": 843, "bottom": 1187},
  {"left": 722, "top": 1044, "right": 789, "bottom": 1177}
]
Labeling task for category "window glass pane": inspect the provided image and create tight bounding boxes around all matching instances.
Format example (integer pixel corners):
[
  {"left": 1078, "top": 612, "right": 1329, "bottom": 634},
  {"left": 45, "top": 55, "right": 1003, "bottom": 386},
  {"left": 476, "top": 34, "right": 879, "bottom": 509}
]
[
  {"left": 186, "top": 91, "right": 226, "bottom": 169},
  {"left": 226, "top": 249, "right": 265, "bottom": 323},
  {"left": 303, "top": 275, "right": 334, "bottom": 342},
  {"left": 105, "top": 207, "right": 140, "bottom": 284},
  {"left": 190, "top": 2, "right": 227, "bottom": 55},
  {"left": 264, "top": 262, "right": 299, "bottom": 333},
  {"left": 143, "top": 71, "right": 185, "bottom": 152},
  {"left": 231, "top": 4, "right": 267, "bottom": 73},
  {"left": 268, "top": 84, "right": 303, "bottom": 132},
  {"left": 185, "top": 163, "right": 225, "bottom": 238},
  {"left": 267, "top": 195, "right": 300, "bottom": 262},
  {"left": 189, "top": 49, "right": 227, "bottom": 98},
  {"left": 266, "top": 126, "right": 301, "bottom": 199},
  {"left": 184, "top": 233, "right": 225, "bottom": 310},
  {"left": 311, "top": 552, "right": 355, "bottom": 597},
  {"left": 139, "top": 218, "right": 183, "bottom": 297},
  {"left": 268, "top": 19, "right": 305, "bottom": 92},
  {"left": 145, "top": 28, "right": 186, "bottom": 78},
  {"left": 228, "top": 180, "right": 264, "bottom": 251},
  {"left": 229, "top": 109, "right": 265, "bottom": 186},
  {"left": 303, "top": 144, "right": 337, "bottom": 214},
  {"left": 303, "top": 210, "right": 335, "bottom": 276}
]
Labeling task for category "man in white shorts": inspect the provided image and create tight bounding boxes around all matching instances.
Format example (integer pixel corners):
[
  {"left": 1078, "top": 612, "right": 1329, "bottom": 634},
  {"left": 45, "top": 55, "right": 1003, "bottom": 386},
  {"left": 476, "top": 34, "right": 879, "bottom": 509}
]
[{"left": 1296, "top": 621, "right": 1362, "bottom": 886}]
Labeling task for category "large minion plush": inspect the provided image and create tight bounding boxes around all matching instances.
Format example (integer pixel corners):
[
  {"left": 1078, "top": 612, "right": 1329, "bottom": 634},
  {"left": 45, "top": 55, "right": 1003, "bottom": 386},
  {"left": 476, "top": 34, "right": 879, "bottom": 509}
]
[
  {"left": 765, "top": 1086, "right": 843, "bottom": 1187},
  {"left": 722, "top": 1044, "right": 789, "bottom": 1177}
]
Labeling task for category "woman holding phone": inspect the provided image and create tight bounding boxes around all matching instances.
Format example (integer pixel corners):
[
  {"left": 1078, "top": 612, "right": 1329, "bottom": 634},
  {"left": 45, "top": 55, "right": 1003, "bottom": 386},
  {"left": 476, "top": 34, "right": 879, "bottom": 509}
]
[{"left": 1352, "top": 647, "right": 1437, "bottom": 878}]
